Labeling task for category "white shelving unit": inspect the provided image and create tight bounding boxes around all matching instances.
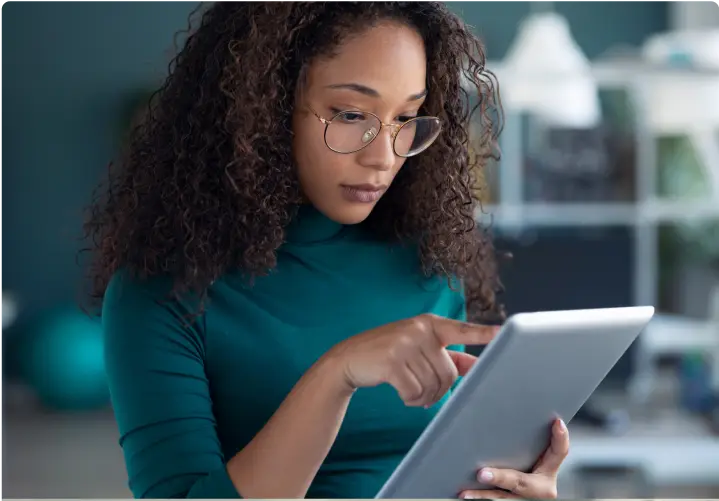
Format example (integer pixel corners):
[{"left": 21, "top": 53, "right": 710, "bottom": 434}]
[
  {"left": 476, "top": 199, "right": 719, "bottom": 228},
  {"left": 473, "top": 59, "right": 719, "bottom": 365},
  {"left": 474, "top": 59, "right": 719, "bottom": 489}
]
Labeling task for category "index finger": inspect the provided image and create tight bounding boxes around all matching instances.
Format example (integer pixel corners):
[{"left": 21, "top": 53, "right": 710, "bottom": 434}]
[{"left": 429, "top": 316, "right": 500, "bottom": 346}]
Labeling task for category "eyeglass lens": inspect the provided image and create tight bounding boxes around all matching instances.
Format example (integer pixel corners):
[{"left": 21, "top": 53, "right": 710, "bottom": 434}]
[{"left": 324, "top": 111, "right": 441, "bottom": 157}]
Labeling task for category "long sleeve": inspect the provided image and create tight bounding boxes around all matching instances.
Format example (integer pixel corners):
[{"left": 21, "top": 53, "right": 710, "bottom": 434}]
[{"left": 102, "top": 271, "right": 241, "bottom": 499}]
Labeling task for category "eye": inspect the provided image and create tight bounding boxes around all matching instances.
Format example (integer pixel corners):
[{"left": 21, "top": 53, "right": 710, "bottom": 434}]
[
  {"left": 397, "top": 115, "right": 417, "bottom": 123},
  {"left": 330, "top": 108, "right": 370, "bottom": 124}
]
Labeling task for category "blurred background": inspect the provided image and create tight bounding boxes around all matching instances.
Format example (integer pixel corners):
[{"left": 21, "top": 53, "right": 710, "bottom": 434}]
[{"left": 2, "top": 1, "right": 719, "bottom": 498}]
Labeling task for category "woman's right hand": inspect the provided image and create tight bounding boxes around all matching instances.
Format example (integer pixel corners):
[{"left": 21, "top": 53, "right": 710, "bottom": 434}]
[{"left": 324, "top": 314, "right": 500, "bottom": 408}]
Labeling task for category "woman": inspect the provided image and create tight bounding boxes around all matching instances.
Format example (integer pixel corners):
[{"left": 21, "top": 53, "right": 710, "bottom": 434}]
[{"left": 84, "top": 2, "right": 570, "bottom": 499}]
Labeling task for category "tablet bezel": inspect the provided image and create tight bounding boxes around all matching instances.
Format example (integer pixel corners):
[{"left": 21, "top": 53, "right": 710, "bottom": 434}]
[{"left": 375, "top": 306, "right": 655, "bottom": 499}]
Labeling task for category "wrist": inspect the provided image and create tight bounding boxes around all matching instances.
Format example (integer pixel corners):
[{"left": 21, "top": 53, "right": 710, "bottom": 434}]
[{"left": 314, "top": 348, "right": 357, "bottom": 398}]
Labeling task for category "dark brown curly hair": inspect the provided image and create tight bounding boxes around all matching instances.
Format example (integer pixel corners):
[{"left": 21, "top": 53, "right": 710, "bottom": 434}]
[{"left": 82, "top": 1, "right": 507, "bottom": 322}]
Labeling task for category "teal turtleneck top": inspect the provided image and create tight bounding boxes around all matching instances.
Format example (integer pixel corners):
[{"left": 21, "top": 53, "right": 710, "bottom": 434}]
[{"left": 102, "top": 205, "right": 467, "bottom": 499}]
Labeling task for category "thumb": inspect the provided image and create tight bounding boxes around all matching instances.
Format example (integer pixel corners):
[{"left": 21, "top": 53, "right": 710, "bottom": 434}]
[{"left": 448, "top": 350, "right": 478, "bottom": 376}]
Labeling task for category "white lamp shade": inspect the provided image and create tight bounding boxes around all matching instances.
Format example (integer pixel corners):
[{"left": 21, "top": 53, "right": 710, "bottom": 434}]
[{"left": 498, "top": 12, "right": 602, "bottom": 128}]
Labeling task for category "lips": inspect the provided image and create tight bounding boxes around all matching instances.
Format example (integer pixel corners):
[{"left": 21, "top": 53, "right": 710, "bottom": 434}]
[
  {"left": 343, "top": 184, "right": 388, "bottom": 191},
  {"left": 340, "top": 184, "right": 387, "bottom": 203}
]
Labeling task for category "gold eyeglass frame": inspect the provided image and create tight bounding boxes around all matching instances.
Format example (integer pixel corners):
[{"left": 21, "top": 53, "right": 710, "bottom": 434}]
[{"left": 308, "top": 106, "right": 442, "bottom": 158}]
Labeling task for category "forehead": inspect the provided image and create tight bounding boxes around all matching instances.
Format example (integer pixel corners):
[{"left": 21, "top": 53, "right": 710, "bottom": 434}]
[{"left": 305, "top": 22, "right": 427, "bottom": 103}]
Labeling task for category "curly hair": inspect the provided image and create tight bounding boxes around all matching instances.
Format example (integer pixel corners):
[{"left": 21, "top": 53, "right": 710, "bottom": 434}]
[{"left": 82, "top": 1, "right": 507, "bottom": 322}]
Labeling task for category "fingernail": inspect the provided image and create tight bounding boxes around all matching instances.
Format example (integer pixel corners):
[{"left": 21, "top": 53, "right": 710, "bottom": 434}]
[
  {"left": 461, "top": 493, "right": 486, "bottom": 500},
  {"left": 558, "top": 419, "right": 567, "bottom": 433},
  {"left": 479, "top": 469, "right": 494, "bottom": 482}
]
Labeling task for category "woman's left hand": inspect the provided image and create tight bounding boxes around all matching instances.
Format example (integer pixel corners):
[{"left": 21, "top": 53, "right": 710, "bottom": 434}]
[{"left": 459, "top": 418, "right": 570, "bottom": 499}]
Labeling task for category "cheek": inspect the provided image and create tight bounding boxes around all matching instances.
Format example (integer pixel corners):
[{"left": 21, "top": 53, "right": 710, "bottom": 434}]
[
  {"left": 293, "top": 129, "right": 346, "bottom": 194},
  {"left": 392, "top": 157, "right": 408, "bottom": 178}
]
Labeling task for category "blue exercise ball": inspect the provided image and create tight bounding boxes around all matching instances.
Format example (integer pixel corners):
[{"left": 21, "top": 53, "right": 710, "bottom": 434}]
[{"left": 19, "top": 308, "right": 109, "bottom": 411}]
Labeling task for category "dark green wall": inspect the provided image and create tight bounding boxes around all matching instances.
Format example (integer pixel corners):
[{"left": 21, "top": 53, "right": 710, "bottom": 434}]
[
  {"left": 2, "top": 1, "right": 198, "bottom": 319},
  {"left": 2, "top": 2, "right": 668, "bottom": 321}
]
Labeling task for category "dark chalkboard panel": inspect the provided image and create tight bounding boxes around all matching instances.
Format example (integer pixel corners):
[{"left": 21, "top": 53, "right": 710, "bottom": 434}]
[{"left": 470, "top": 226, "right": 636, "bottom": 387}]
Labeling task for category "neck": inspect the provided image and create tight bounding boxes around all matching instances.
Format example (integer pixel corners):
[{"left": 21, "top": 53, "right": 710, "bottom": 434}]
[{"left": 285, "top": 204, "right": 346, "bottom": 244}]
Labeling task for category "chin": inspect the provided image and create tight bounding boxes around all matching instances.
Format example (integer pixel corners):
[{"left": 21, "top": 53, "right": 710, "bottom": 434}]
[{"left": 326, "top": 202, "right": 377, "bottom": 225}]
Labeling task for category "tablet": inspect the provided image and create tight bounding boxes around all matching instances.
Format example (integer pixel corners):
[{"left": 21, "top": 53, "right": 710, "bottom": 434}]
[{"left": 375, "top": 306, "right": 655, "bottom": 499}]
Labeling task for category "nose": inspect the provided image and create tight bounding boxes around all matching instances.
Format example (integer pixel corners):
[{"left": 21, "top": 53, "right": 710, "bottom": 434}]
[{"left": 356, "top": 125, "right": 395, "bottom": 172}]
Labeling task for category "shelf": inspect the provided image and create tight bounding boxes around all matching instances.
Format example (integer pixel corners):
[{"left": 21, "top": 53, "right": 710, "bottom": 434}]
[
  {"left": 642, "top": 199, "right": 719, "bottom": 222},
  {"left": 478, "top": 59, "right": 719, "bottom": 87},
  {"left": 561, "top": 395, "right": 719, "bottom": 487},
  {"left": 641, "top": 314, "right": 717, "bottom": 355},
  {"left": 561, "top": 436, "right": 719, "bottom": 486},
  {"left": 475, "top": 199, "right": 719, "bottom": 228},
  {"left": 476, "top": 202, "right": 636, "bottom": 227}
]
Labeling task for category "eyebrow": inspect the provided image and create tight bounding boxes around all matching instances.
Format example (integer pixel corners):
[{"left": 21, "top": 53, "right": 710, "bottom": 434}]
[{"left": 326, "top": 83, "right": 428, "bottom": 101}]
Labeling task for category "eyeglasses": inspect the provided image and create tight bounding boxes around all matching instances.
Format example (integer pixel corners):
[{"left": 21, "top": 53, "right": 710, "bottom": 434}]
[{"left": 308, "top": 107, "right": 442, "bottom": 158}]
